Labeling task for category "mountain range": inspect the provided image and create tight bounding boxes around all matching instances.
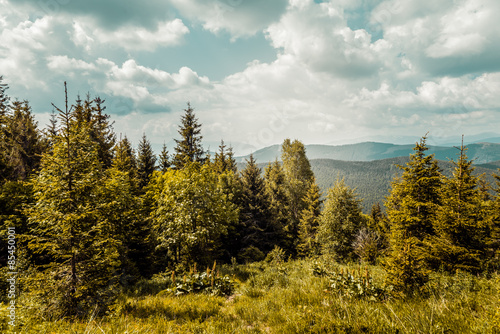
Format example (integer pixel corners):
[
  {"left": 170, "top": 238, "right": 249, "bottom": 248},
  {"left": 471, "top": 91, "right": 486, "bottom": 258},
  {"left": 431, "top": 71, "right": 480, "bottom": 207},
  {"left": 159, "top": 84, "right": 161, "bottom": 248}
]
[
  {"left": 236, "top": 141, "right": 500, "bottom": 213},
  {"left": 235, "top": 142, "right": 500, "bottom": 165}
]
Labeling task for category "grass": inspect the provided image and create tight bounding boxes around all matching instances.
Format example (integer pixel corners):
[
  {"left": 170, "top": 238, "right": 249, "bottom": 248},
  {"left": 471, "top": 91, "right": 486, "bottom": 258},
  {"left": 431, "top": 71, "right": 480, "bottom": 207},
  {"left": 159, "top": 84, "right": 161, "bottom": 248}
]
[{"left": 2, "top": 258, "right": 500, "bottom": 333}]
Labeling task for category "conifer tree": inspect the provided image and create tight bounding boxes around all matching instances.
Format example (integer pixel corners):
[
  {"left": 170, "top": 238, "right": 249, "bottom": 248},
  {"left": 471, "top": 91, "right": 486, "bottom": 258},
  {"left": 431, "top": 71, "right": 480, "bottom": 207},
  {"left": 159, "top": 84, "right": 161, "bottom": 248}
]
[
  {"left": 213, "top": 139, "right": 237, "bottom": 174},
  {"left": 27, "top": 82, "right": 120, "bottom": 318},
  {"left": 384, "top": 136, "right": 442, "bottom": 293},
  {"left": 237, "top": 155, "right": 277, "bottom": 261},
  {"left": 264, "top": 160, "right": 289, "bottom": 250},
  {"left": 113, "top": 136, "right": 138, "bottom": 187},
  {"left": 173, "top": 103, "right": 205, "bottom": 169},
  {"left": 158, "top": 143, "right": 171, "bottom": 172},
  {"left": 428, "top": 141, "right": 490, "bottom": 273},
  {"left": 281, "top": 139, "right": 314, "bottom": 254},
  {"left": 137, "top": 133, "right": 157, "bottom": 189},
  {"left": 317, "top": 178, "right": 365, "bottom": 262},
  {"left": 297, "top": 182, "right": 322, "bottom": 257},
  {"left": 3, "top": 100, "right": 45, "bottom": 180}
]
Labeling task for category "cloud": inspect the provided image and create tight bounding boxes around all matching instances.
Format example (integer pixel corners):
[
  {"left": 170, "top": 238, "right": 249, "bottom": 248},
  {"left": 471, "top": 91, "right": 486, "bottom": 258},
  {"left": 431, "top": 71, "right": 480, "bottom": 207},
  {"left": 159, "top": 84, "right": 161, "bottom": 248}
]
[
  {"left": 374, "top": 0, "right": 500, "bottom": 76},
  {"left": 73, "top": 18, "right": 189, "bottom": 52},
  {"left": 45, "top": 56, "right": 212, "bottom": 112},
  {"left": 169, "top": 0, "right": 288, "bottom": 38},
  {"left": 11, "top": 0, "right": 172, "bottom": 30},
  {"left": 266, "top": 0, "right": 384, "bottom": 78}
]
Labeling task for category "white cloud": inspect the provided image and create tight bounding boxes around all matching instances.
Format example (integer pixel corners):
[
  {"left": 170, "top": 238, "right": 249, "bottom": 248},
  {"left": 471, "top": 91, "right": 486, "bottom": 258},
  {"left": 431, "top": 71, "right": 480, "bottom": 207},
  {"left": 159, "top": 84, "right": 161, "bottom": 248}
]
[
  {"left": 266, "top": 0, "right": 384, "bottom": 78},
  {"left": 169, "top": 0, "right": 288, "bottom": 38},
  {"left": 73, "top": 18, "right": 190, "bottom": 52}
]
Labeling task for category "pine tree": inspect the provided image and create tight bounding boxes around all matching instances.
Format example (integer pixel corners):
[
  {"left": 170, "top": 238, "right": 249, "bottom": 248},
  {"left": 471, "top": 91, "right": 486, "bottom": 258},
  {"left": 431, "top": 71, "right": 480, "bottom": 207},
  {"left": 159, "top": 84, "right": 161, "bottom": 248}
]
[
  {"left": 317, "top": 178, "right": 365, "bottom": 262},
  {"left": 297, "top": 182, "right": 322, "bottom": 257},
  {"left": 27, "top": 82, "right": 120, "bottom": 318},
  {"left": 158, "top": 143, "right": 171, "bottom": 172},
  {"left": 91, "top": 96, "right": 115, "bottom": 169},
  {"left": 384, "top": 136, "right": 442, "bottom": 293},
  {"left": 281, "top": 139, "right": 314, "bottom": 254},
  {"left": 429, "top": 140, "right": 490, "bottom": 273},
  {"left": 137, "top": 133, "right": 157, "bottom": 189},
  {"left": 173, "top": 103, "right": 205, "bottom": 169},
  {"left": 0, "top": 75, "right": 10, "bottom": 118},
  {"left": 113, "top": 136, "right": 138, "bottom": 187}
]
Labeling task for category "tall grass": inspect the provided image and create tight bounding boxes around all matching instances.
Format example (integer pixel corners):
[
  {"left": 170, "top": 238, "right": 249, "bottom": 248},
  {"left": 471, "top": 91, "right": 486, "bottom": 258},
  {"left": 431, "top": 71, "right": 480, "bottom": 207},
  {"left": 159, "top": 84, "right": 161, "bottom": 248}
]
[{"left": 3, "top": 258, "right": 500, "bottom": 333}]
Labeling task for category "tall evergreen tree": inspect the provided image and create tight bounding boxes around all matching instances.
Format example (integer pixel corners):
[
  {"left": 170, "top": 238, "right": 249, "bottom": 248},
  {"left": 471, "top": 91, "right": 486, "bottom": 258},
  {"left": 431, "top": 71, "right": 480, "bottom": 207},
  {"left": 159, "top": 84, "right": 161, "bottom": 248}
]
[
  {"left": 297, "top": 182, "right": 322, "bottom": 258},
  {"left": 27, "top": 82, "right": 120, "bottom": 318},
  {"left": 173, "top": 103, "right": 205, "bottom": 169},
  {"left": 384, "top": 136, "right": 442, "bottom": 293},
  {"left": 280, "top": 139, "right": 314, "bottom": 254},
  {"left": 3, "top": 100, "right": 45, "bottom": 180},
  {"left": 428, "top": 141, "right": 490, "bottom": 273},
  {"left": 237, "top": 155, "right": 277, "bottom": 262},
  {"left": 317, "top": 178, "right": 365, "bottom": 262},
  {"left": 158, "top": 143, "right": 171, "bottom": 172},
  {"left": 137, "top": 133, "right": 157, "bottom": 189},
  {"left": 264, "top": 160, "right": 289, "bottom": 251}
]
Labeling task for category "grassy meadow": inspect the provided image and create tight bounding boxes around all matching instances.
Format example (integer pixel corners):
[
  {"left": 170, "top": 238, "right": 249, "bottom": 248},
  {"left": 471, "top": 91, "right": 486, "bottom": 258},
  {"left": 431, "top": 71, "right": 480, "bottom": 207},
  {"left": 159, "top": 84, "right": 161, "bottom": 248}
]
[{"left": 3, "top": 258, "right": 500, "bottom": 334}]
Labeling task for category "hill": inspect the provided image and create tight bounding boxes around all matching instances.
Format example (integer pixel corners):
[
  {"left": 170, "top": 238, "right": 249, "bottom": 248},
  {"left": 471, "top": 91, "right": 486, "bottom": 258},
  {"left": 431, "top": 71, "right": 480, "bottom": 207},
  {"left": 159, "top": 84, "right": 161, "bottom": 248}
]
[
  {"left": 239, "top": 157, "right": 498, "bottom": 213},
  {"left": 236, "top": 142, "right": 500, "bottom": 165}
]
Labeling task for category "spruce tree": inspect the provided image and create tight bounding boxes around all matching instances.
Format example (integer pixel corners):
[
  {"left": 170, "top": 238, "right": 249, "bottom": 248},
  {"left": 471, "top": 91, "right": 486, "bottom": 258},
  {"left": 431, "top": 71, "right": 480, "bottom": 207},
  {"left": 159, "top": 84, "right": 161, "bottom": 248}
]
[
  {"left": 237, "top": 155, "right": 276, "bottom": 262},
  {"left": 137, "top": 133, "right": 157, "bottom": 189},
  {"left": 297, "top": 182, "right": 322, "bottom": 257},
  {"left": 264, "top": 160, "right": 289, "bottom": 251},
  {"left": 213, "top": 139, "right": 237, "bottom": 174},
  {"left": 317, "top": 178, "right": 365, "bottom": 262},
  {"left": 158, "top": 143, "right": 171, "bottom": 172},
  {"left": 3, "top": 100, "right": 45, "bottom": 180},
  {"left": 113, "top": 136, "right": 138, "bottom": 188},
  {"left": 0, "top": 76, "right": 10, "bottom": 179},
  {"left": 173, "top": 103, "right": 205, "bottom": 169},
  {"left": 429, "top": 141, "right": 490, "bottom": 273},
  {"left": 27, "top": 82, "right": 120, "bottom": 318},
  {"left": 384, "top": 136, "right": 442, "bottom": 293}
]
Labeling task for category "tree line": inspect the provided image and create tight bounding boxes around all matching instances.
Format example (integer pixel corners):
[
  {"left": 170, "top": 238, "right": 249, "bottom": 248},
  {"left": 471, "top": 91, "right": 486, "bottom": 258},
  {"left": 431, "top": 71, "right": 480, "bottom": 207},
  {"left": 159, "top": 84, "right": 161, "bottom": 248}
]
[{"left": 0, "top": 77, "right": 499, "bottom": 319}]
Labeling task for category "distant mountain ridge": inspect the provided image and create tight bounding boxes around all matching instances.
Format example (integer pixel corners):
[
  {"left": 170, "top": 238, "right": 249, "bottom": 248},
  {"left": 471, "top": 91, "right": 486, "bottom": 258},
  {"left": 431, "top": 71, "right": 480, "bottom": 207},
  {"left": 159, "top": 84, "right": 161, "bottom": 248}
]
[
  {"left": 235, "top": 142, "right": 500, "bottom": 165},
  {"left": 240, "top": 156, "right": 499, "bottom": 213}
]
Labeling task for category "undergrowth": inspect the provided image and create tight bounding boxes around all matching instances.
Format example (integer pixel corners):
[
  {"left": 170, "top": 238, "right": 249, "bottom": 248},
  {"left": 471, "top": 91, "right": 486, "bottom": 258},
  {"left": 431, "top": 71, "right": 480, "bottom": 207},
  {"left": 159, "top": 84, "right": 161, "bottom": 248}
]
[{"left": 2, "top": 258, "right": 499, "bottom": 333}]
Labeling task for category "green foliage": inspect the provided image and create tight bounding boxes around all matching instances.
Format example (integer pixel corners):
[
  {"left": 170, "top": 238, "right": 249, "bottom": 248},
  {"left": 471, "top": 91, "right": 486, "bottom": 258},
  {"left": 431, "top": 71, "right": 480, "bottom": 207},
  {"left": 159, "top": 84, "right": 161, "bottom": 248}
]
[
  {"left": 173, "top": 103, "right": 205, "bottom": 169},
  {"left": 281, "top": 139, "right": 315, "bottom": 254},
  {"left": 165, "top": 264, "right": 235, "bottom": 297},
  {"left": 158, "top": 142, "right": 171, "bottom": 172},
  {"left": 429, "top": 143, "right": 491, "bottom": 273},
  {"left": 384, "top": 136, "right": 441, "bottom": 292},
  {"left": 213, "top": 139, "right": 237, "bottom": 174},
  {"left": 317, "top": 178, "right": 365, "bottom": 262},
  {"left": 383, "top": 237, "right": 429, "bottom": 296},
  {"left": 148, "top": 162, "right": 238, "bottom": 267},
  {"left": 236, "top": 155, "right": 279, "bottom": 261},
  {"left": 327, "top": 267, "right": 388, "bottom": 301},
  {"left": 136, "top": 133, "right": 157, "bottom": 189},
  {"left": 25, "top": 85, "right": 121, "bottom": 318},
  {"left": 297, "top": 182, "right": 322, "bottom": 257},
  {"left": 353, "top": 227, "right": 385, "bottom": 264}
]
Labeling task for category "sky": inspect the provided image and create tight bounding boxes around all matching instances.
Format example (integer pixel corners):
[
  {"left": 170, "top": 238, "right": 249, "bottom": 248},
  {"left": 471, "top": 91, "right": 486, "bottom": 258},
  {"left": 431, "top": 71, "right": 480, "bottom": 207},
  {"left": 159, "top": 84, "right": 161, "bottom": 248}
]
[{"left": 1, "top": 0, "right": 499, "bottom": 155}]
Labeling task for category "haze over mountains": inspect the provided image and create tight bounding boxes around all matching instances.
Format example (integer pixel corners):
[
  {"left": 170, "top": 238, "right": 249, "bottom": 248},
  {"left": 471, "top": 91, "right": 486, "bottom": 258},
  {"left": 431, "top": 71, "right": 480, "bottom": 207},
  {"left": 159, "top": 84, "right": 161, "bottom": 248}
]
[{"left": 235, "top": 141, "right": 500, "bottom": 165}]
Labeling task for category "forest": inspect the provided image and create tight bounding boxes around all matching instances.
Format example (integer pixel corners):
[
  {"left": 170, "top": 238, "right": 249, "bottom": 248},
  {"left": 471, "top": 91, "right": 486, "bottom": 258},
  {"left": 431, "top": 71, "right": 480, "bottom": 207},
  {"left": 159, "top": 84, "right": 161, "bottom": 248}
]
[{"left": 1, "top": 77, "right": 500, "bottom": 333}]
